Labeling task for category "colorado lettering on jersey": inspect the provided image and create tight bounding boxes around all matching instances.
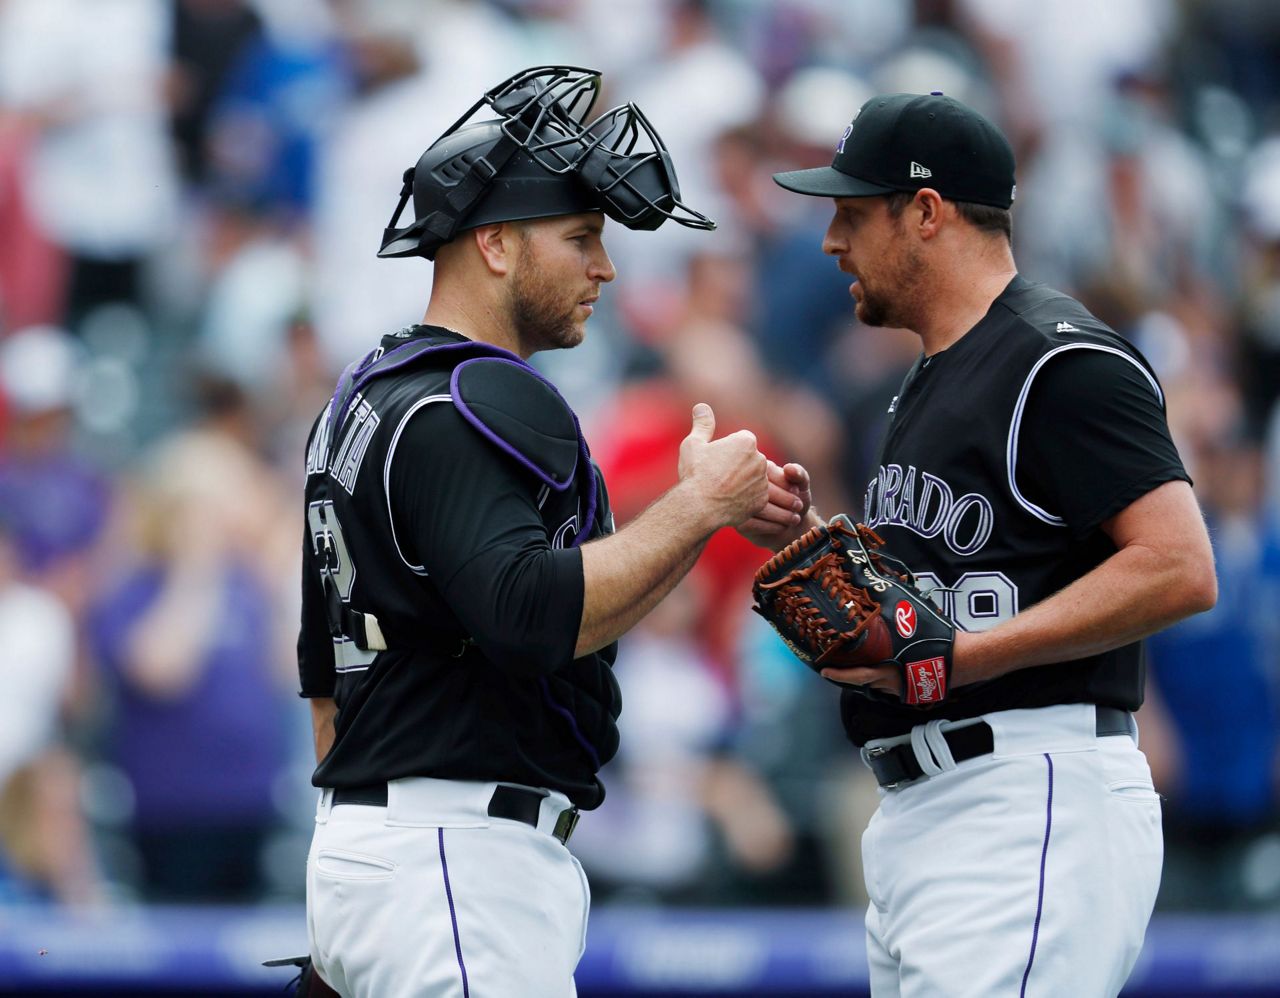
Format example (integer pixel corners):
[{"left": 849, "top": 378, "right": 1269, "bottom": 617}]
[
  {"left": 306, "top": 392, "right": 381, "bottom": 496},
  {"left": 863, "top": 463, "right": 994, "bottom": 557}
]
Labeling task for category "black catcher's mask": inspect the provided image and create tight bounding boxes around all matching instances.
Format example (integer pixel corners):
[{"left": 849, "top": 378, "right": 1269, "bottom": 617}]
[{"left": 377, "top": 66, "right": 715, "bottom": 260}]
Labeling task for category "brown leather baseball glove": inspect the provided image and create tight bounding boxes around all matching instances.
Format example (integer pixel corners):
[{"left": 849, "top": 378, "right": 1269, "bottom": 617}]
[{"left": 751, "top": 514, "right": 955, "bottom": 706}]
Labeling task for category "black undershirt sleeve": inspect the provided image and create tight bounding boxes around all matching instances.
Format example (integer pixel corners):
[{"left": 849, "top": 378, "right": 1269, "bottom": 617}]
[
  {"left": 298, "top": 511, "right": 337, "bottom": 697},
  {"left": 1014, "top": 348, "right": 1190, "bottom": 536},
  {"left": 298, "top": 417, "right": 337, "bottom": 698},
  {"left": 388, "top": 401, "right": 586, "bottom": 675}
]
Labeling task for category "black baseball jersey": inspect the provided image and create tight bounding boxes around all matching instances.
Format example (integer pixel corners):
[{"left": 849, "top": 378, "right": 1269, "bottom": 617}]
[
  {"left": 845, "top": 275, "right": 1190, "bottom": 744},
  {"left": 298, "top": 325, "right": 621, "bottom": 808}
]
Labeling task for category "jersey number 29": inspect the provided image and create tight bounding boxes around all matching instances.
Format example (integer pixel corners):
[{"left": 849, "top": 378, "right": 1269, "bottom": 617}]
[{"left": 915, "top": 571, "right": 1018, "bottom": 632}]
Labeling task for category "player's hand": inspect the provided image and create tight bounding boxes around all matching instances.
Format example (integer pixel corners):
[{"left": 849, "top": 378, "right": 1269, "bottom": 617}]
[
  {"left": 678, "top": 403, "right": 768, "bottom": 530},
  {"left": 820, "top": 663, "right": 904, "bottom": 697},
  {"left": 737, "top": 460, "right": 815, "bottom": 550}
]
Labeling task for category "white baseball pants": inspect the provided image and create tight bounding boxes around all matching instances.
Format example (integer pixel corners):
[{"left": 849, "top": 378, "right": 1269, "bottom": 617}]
[
  {"left": 860, "top": 703, "right": 1163, "bottom": 997},
  {"left": 306, "top": 778, "right": 590, "bottom": 998}
]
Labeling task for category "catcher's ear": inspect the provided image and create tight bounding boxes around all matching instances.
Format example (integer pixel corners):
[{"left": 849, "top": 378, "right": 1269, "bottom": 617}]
[{"left": 472, "top": 222, "right": 514, "bottom": 275}]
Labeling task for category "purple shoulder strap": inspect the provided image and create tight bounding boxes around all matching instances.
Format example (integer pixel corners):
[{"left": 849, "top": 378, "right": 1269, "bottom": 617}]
[{"left": 323, "top": 338, "right": 598, "bottom": 548}]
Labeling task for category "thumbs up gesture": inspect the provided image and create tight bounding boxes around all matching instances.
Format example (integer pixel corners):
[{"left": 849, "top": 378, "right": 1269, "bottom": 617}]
[{"left": 677, "top": 403, "right": 769, "bottom": 530}]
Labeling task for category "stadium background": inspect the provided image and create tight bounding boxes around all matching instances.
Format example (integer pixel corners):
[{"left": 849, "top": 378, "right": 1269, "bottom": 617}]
[{"left": 0, "top": 0, "right": 1278, "bottom": 994}]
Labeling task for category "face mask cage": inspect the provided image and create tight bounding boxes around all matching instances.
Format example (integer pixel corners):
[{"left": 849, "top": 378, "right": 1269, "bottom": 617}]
[
  {"left": 576, "top": 102, "right": 716, "bottom": 231},
  {"left": 483, "top": 65, "right": 602, "bottom": 174}
]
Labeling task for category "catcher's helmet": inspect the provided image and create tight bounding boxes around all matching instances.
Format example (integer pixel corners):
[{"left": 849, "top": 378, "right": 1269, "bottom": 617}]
[{"left": 378, "top": 66, "right": 714, "bottom": 260}]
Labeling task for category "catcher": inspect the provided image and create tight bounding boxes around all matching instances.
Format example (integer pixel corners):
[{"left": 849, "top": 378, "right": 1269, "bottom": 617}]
[{"left": 749, "top": 90, "right": 1216, "bottom": 998}]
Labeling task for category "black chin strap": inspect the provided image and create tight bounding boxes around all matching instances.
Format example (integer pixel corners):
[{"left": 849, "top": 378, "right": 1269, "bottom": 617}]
[{"left": 381, "top": 129, "right": 525, "bottom": 253}]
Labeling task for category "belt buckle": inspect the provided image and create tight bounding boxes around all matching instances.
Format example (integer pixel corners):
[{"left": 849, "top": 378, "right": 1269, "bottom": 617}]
[
  {"left": 552, "top": 806, "right": 580, "bottom": 845},
  {"left": 863, "top": 744, "right": 905, "bottom": 790}
]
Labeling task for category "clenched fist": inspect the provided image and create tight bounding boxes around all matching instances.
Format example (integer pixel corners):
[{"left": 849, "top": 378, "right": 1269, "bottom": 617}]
[{"left": 678, "top": 403, "right": 769, "bottom": 530}]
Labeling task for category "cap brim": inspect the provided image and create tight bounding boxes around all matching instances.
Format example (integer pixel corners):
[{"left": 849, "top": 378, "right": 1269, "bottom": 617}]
[{"left": 771, "top": 165, "right": 895, "bottom": 198}]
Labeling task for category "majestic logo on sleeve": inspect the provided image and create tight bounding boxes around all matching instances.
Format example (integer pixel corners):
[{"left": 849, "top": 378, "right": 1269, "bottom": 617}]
[{"left": 864, "top": 464, "right": 994, "bottom": 557}]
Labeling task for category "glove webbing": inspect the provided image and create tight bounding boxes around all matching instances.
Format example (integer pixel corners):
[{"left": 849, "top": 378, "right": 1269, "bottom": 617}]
[{"left": 756, "top": 532, "right": 881, "bottom": 659}]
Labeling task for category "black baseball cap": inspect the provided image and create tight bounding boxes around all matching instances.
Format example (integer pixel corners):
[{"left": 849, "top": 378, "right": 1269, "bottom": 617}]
[{"left": 772, "top": 92, "right": 1016, "bottom": 209}]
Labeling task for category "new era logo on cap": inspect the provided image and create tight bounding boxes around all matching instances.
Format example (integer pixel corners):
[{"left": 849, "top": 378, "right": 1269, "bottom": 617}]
[
  {"left": 1056, "top": 321, "right": 1079, "bottom": 333},
  {"left": 910, "top": 161, "right": 932, "bottom": 179}
]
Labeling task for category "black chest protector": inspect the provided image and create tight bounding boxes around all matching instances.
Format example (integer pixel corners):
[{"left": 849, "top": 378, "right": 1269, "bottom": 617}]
[
  {"left": 301, "top": 326, "right": 619, "bottom": 806},
  {"left": 844, "top": 277, "right": 1161, "bottom": 743},
  {"left": 309, "top": 332, "right": 599, "bottom": 654}
]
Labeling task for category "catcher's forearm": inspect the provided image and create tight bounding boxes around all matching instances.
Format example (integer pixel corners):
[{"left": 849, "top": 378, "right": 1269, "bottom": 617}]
[
  {"left": 310, "top": 697, "right": 337, "bottom": 764},
  {"left": 575, "top": 480, "right": 715, "bottom": 657}
]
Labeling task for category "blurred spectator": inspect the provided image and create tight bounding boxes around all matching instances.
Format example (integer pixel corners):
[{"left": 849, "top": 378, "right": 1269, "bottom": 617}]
[
  {"left": 195, "top": 202, "right": 309, "bottom": 392},
  {"left": 0, "top": 0, "right": 179, "bottom": 329},
  {"left": 1146, "top": 435, "right": 1280, "bottom": 911},
  {"left": 309, "top": 6, "right": 448, "bottom": 367},
  {"left": 608, "top": 0, "right": 765, "bottom": 302},
  {"left": 0, "top": 517, "right": 102, "bottom": 905},
  {"left": 747, "top": 68, "right": 872, "bottom": 398},
  {"left": 733, "top": 611, "right": 861, "bottom": 906},
  {"left": 168, "top": 0, "right": 265, "bottom": 186},
  {"left": 86, "top": 381, "right": 295, "bottom": 902},
  {"left": 959, "top": 0, "right": 1175, "bottom": 139},
  {"left": 1180, "top": 0, "right": 1280, "bottom": 119},
  {"left": 625, "top": 0, "right": 765, "bottom": 215},
  {"left": 0, "top": 326, "right": 113, "bottom": 617},
  {"left": 203, "top": 1, "right": 350, "bottom": 220},
  {"left": 1239, "top": 136, "right": 1280, "bottom": 434},
  {"left": 0, "top": 111, "right": 65, "bottom": 331}
]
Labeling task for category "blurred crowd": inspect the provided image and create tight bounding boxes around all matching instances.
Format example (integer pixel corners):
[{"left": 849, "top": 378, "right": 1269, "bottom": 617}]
[{"left": 0, "top": 0, "right": 1278, "bottom": 914}]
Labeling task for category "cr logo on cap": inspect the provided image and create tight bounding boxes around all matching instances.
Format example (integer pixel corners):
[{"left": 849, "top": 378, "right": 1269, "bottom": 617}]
[{"left": 836, "top": 123, "right": 853, "bottom": 154}]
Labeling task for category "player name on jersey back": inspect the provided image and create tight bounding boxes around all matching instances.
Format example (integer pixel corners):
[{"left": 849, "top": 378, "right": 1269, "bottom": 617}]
[{"left": 306, "top": 393, "right": 380, "bottom": 496}]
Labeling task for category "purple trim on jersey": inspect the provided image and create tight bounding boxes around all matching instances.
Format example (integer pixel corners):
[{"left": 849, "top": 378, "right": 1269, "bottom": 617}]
[
  {"left": 566, "top": 413, "right": 598, "bottom": 550},
  {"left": 450, "top": 357, "right": 598, "bottom": 548},
  {"left": 438, "top": 828, "right": 471, "bottom": 998},
  {"left": 326, "top": 354, "right": 364, "bottom": 428},
  {"left": 328, "top": 339, "right": 521, "bottom": 430},
  {"left": 540, "top": 677, "right": 602, "bottom": 770},
  {"left": 1020, "top": 753, "right": 1054, "bottom": 997}
]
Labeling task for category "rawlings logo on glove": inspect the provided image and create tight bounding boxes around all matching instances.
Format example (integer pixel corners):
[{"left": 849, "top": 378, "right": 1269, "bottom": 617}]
[{"left": 751, "top": 514, "right": 955, "bottom": 706}]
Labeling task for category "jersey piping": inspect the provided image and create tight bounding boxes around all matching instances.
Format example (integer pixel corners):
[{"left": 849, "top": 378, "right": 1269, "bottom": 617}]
[
  {"left": 1006, "top": 344, "right": 1165, "bottom": 525},
  {"left": 383, "top": 393, "right": 453, "bottom": 575}
]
